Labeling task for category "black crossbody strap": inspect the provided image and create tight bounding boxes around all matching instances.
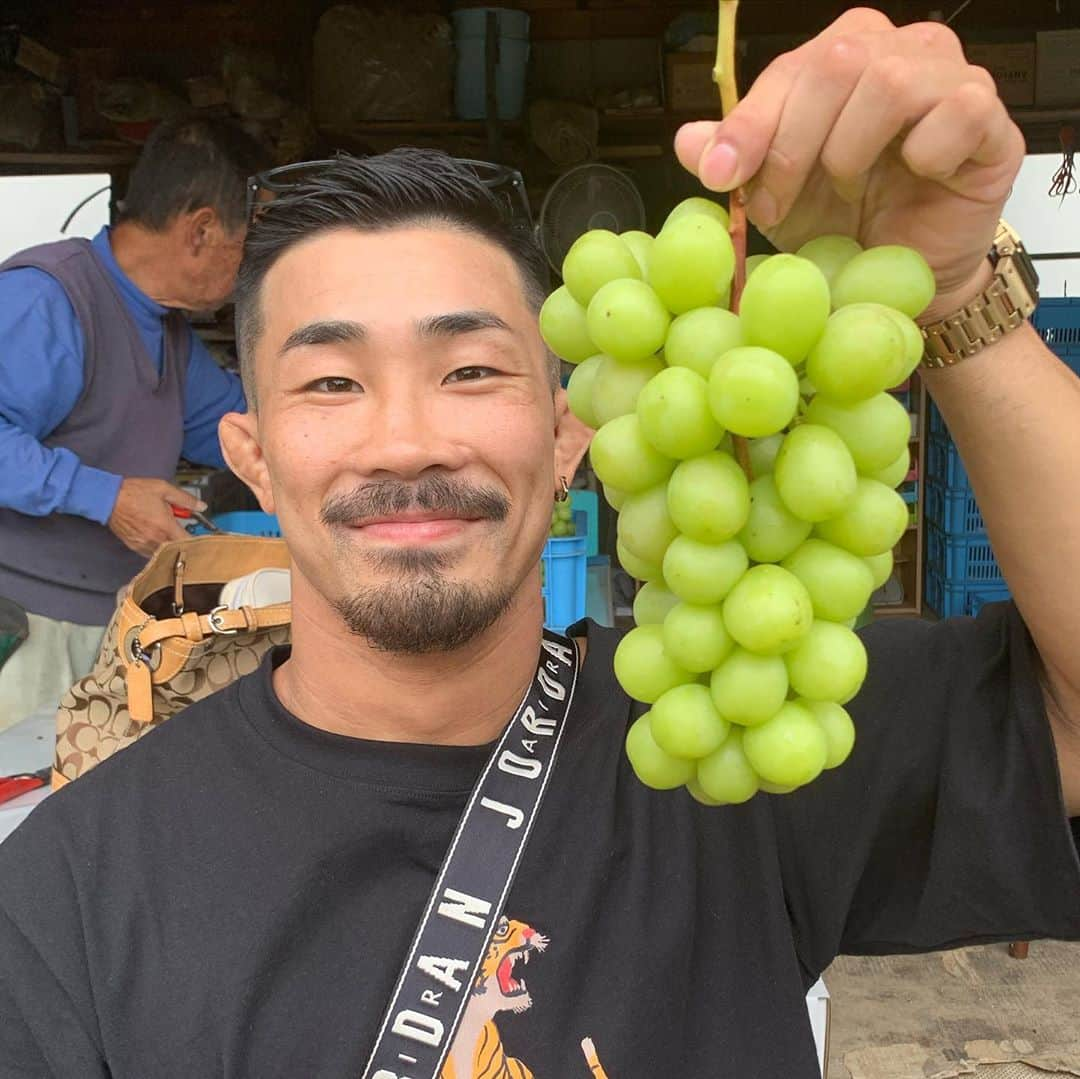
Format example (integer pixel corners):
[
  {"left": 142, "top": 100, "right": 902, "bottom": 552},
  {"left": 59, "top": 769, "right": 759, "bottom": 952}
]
[{"left": 362, "top": 629, "right": 580, "bottom": 1079}]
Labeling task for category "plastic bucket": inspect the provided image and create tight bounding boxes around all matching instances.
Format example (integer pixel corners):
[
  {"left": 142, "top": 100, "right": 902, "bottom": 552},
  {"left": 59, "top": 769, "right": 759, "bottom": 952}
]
[{"left": 452, "top": 8, "right": 530, "bottom": 121}]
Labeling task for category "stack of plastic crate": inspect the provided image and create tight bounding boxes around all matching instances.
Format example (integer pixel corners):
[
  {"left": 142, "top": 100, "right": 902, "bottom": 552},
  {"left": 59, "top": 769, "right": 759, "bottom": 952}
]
[{"left": 1033, "top": 298, "right": 1080, "bottom": 376}]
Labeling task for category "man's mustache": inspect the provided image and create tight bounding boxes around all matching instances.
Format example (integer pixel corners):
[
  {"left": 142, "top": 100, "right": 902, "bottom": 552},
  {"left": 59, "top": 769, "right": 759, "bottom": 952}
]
[{"left": 320, "top": 475, "right": 511, "bottom": 527}]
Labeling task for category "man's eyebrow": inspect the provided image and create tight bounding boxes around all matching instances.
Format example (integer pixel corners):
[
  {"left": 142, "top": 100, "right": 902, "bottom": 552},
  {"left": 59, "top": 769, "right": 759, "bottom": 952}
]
[
  {"left": 415, "top": 310, "right": 512, "bottom": 338},
  {"left": 279, "top": 320, "right": 367, "bottom": 355}
]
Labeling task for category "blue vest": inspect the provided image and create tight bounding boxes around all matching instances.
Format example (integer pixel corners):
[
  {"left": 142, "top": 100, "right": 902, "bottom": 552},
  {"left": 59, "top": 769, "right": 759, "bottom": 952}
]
[{"left": 0, "top": 239, "right": 189, "bottom": 625}]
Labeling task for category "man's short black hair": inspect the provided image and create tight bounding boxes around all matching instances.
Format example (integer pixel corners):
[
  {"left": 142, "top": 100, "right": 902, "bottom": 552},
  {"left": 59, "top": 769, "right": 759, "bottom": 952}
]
[
  {"left": 120, "top": 116, "right": 268, "bottom": 233},
  {"left": 233, "top": 148, "right": 553, "bottom": 407}
]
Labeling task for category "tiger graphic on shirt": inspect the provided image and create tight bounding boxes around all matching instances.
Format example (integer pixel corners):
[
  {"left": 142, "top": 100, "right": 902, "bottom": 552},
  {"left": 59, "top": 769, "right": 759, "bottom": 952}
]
[{"left": 440, "top": 916, "right": 609, "bottom": 1079}]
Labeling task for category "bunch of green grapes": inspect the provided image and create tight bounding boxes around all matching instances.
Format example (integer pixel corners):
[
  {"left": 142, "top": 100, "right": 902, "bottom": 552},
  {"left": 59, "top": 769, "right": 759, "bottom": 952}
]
[
  {"left": 539, "top": 200, "right": 932, "bottom": 806},
  {"left": 550, "top": 500, "right": 576, "bottom": 538}
]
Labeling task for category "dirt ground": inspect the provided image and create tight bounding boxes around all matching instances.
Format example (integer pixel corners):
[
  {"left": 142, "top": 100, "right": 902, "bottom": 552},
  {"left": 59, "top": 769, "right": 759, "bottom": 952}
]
[{"left": 824, "top": 941, "right": 1080, "bottom": 1078}]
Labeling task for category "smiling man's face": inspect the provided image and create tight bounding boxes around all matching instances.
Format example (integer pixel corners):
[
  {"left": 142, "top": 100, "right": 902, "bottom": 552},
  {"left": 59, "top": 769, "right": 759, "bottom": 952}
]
[{"left": 222, "top": 224, "right": 587, "bottom": 653}]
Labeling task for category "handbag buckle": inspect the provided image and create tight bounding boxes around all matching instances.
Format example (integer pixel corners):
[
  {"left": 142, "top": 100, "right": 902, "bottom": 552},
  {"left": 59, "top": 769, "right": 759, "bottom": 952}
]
[{"left": 207, "top": 605, "right": 239, "bottom": 636}]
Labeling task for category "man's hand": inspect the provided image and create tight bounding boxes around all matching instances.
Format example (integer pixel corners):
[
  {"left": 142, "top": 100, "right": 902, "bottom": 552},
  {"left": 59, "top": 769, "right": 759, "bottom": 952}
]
[
  {"left": 107, "top": 477, "right": 204, "bottom": 557},
  {"left": 673, "top": 7, "right": 1025, "bottom": 322}
]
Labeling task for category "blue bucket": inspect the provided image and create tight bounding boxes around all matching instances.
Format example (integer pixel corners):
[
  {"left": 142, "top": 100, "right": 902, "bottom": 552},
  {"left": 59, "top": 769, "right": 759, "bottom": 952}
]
[{"left": 451, "top": 7, "right": 530, "bottom": 121}]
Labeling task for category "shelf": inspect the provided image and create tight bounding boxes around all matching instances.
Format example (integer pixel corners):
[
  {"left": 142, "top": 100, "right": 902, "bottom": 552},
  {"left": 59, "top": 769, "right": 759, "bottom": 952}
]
[
  {"left": 0, "top": 149, "right": 137, "bottom": 167},
  {"left": 873, "top": 604, "right": 921, "bottom": 617}
]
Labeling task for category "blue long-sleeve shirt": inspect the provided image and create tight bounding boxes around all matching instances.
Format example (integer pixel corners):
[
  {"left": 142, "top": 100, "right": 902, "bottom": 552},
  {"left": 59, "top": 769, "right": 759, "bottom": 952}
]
[{"left": 0, "top": 227, "right": 246, "bottom": 525}]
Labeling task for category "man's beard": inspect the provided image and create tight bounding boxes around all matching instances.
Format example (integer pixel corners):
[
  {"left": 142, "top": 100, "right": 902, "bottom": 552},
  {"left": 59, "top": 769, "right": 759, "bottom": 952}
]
[{"left": 322, "top": 475, "right": 517, "bottom": 654}]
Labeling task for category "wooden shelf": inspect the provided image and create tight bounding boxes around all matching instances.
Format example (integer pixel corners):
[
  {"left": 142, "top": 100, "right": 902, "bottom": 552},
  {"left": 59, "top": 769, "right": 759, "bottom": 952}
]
[
  {"left": 874, "top": 604, "right": 920, "bottom": 617},
  {"left": 0, "top": 149, "right": 137, "bottom": 168}
]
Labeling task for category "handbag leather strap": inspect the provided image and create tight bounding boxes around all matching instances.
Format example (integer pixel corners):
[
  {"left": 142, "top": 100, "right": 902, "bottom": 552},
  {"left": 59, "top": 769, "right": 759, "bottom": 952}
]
[{"left": 362, "top": 629, "right": 580, "bottom": 1079}]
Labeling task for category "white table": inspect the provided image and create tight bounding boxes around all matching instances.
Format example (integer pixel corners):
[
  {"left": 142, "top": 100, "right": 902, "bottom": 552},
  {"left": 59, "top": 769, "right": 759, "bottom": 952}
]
[{"left": 0, "top": 709, "right": 56, "bottom": 844}]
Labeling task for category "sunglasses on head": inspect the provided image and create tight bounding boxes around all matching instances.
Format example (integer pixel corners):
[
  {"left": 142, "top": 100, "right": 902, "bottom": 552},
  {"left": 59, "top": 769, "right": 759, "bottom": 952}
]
[{"left": 245, "top": 154, "right": 533, "bottom": 233}]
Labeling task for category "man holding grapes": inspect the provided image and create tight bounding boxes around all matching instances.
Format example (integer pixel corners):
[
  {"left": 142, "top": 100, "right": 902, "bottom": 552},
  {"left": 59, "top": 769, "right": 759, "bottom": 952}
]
[{"left": 0, "top": 8, "right": 1076, "bottom": 1077}]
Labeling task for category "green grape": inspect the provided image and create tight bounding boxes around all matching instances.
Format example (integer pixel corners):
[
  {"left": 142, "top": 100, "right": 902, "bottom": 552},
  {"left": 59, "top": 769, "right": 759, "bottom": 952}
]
[
  {"left": 538, "top": 285, "right": 596, "bottom": 364},
  {"left": 722, "top": 564, "right": 813, "bottom": 655},
  {"left": 804, "top": 392, "right": 911, "bottom": 474},
  {"left": 590, "top": 414, "right": 675, "bottom": 493},
  {"left": 696, "top": 727, "right": 760, "bottom": 804},
  {"left": 737, "top": 474, "right": 812, "bottom": 563},
  {"left": 784, "top": 619, "right": 868, "bottom": 703},
  {"left": 586, "top": 279, "right": 671, "bottom": 363},
  {"left": 650, "top": 683, "right": 730, "bottom": 759},
  {"left": 843, "top": 302, "right": 923, "bottom": 386},
  {"left": 747, "top": 434, "right": 785, "bottom": 477},
  {"left": 666, "top": 451, "right": 750, "bottom": 543},
  {"left": 799, "top": 374, "right": 817, "bottom": 398},
  {"left": 662, "top": 602, "right": 734, "bottom": 673},
  {"left": 637, "top": 366, "right": 725, "bottom": 459},
  {"left": 831, "top": 244, "right": 936, "bottom": 319},
  {"left": 863, "top": 550, "right": 894, "bottom": 589},
  {"left": 870, "top": 447, "right": 911, "bottom": 488},
  {"left": 805, "top": 305, "right": 906, "bottom": 404},
  {"left": 617, "top": 539, "right": 662, "bottom": 583},
  {"left": 662, "top": 535, "right": 748, "bottom": 605},
  {"left": 562, "top": 229, "right": 641, "bottom": 306},
  {"left": 742, "top": 701, "right": 828, "bottom": 788},
  {"left": 663, "top": 307, "right": 744, "bottom": 380},
  {"left": 603, "top": 483, "right": 628, "bottom": 511},
  {"left": 796, "top": 235, "right": 863, "bottom": 287},
  {"left": 664, "top": 196, "right": 730, "bottom": 229},
  {"left": 745, "top": 253, "right": 769, "bottom": 280},
  {"left": 799, "top": 698, "right": 856, "bottom": 769},
  {"left": 781, "top": 539, "right": 875, "bottom": 623},
  {"left": 614, "top": 624, "right": 694, "bottom": 703},
  {"left": 687, "top": 778, "right": 727, "bottom": 805},
  {"left": 649, "top": 215, "right": 735, "bottom": 314},
  {"left": 708, "top": 346, "right": 800, "bottom": 437},
  {"left": 739, "top": 254, "right": 831, "bottom": 363},
  {"left": 565, "top": 354, "right": 604, "bottom": 428},
  {"left": 709, "top": 647, "right": 789, "bottom": 726},
  {"left": 618, "top": 483, "right": 679, "bottom": 566},
  {"left": 633, "top": 581, "right": 681, "bottom": 625},
  {"left": 773, "top": 425, "right": 858, "bottom": 523},
  {"left": 625, "top": 713, "right": 696, "bottom": 789},
  {"left": 621, "top": 230, "right": 654, "bottom": 275},
  {"left": 759, "top": 780, "right": 799, "bottom": 795},
  {"left": 591, "top": 353, "right": 666, "bottom": 427},
  {"left": 814, "top": 478, "right": 908, "bottom": 557}
]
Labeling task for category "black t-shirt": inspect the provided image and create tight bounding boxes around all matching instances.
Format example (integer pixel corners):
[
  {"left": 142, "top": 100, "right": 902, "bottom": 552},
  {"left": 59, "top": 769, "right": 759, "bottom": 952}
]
[{"left": 1, "top": 604, "right": 1078, "bottom": 1078}]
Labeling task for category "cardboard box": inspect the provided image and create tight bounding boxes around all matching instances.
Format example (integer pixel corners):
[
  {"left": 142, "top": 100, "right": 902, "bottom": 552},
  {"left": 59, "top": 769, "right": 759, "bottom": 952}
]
[
  {"left": 965, "top": 42, "right": 1035, "bottom": 107},
  {"left": 1036, "top": 30, "right": 1080, "bottom": 107},
  {"left": 665, "top": 51, "right": 719, "bottom": 113}
]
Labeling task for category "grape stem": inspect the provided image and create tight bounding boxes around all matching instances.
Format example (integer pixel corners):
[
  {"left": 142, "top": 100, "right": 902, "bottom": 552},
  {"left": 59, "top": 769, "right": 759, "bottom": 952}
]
[{"left": 714, "top": 0, "right": 753, "bottom": 481}]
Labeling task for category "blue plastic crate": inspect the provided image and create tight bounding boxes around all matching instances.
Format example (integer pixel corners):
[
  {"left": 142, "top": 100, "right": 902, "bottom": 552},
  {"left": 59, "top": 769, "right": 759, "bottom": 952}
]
[
  {"left": 195, "top": 511, "right": 282, "bottom": 536},
  {"left": 924, "top": 479, "right": 985, "bottom": 534},
  {"left": 925, "top": 566, "right": 1010, "bottom": 618},
  {"left": 925, "top": 523, "right": 1003, "bottom": 584},
  {"left": 927, "top": 399, "right": 947, "bottom": 437},
  {"left": 1033, "top": 298, "right": 1080, "bottom": 360},
  {"left": 542, "top": 518, "right": 588, "bottom": 632},
  {"left": 925, "top": 432, "right": 969, "bottom": 489}
]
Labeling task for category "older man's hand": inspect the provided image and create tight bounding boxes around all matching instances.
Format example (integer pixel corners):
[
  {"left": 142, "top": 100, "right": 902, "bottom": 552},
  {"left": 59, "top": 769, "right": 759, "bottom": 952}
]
[
  {"left": 107, "top": 477, "right": 201, "bottom": 557},
  {"left": 674, "top": 7, "right": 1025, "bottom": 323}
]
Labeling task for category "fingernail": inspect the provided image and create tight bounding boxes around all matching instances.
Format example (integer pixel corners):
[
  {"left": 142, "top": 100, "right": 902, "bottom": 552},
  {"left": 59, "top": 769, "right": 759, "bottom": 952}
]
[
  {"left": 701, "top": 139, "right": 739, "bottom": 190},
  {"left": 196, "top": 500, "right": 208, "bottom": 512},
  {"left": 749, "top": 187, "right": 779, "bottom": 229}
]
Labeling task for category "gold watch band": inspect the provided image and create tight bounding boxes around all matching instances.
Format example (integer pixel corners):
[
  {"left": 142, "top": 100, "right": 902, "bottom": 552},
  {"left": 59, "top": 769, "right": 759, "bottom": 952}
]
[{"left": 920, "top": 221, "right": 1039, "bottom": 369}]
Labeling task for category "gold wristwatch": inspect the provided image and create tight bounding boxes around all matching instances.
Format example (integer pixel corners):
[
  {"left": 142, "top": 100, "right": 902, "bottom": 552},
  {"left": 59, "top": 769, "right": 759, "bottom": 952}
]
[{"left": 920, "top": 220, "right": 1039, "bottom": 369}]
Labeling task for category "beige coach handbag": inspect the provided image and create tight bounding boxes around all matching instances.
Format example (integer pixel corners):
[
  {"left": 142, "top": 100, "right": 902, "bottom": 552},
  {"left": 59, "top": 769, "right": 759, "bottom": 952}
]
[{"left": 53, "top": 534, "right": 291, "bottom": 789}]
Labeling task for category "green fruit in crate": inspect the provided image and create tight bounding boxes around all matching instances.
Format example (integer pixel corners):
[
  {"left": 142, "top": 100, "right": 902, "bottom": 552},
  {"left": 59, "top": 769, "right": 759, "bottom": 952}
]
[
  {"left": 538, "top": 285, "right": 595, "bottom": 364},
  {"left": 664, "top": 196, "right": 730, "bottom": 229},
  {"left": 586, "top": 279, "right": 670, "bottom": 363},
  {"left": 626, "top": 713, "right": 696, "bottom": 789},
  {"left": 831, "top": 244, "right": 936, "bottom": 319},
  {"left": 562, "top": 229, "right": 641, "bottom": 306},
  {"left": 650, "top": 683, "right": 730, "bottom": 759},
  {"left": 662, "top": 535, "right": 748, "bottom": 606},
  {"left": 614, "top": 624, "right": 694, "bottom": 704},
  {"left": 664, "top": 307, "right": 744, "bottom": 380},
  {"left": 742, "top": 701, "right": 829, "bottom": 789},
  {"left": 814, "top": 478, "right": 908, "bottom": 557},
  {"left": 666, "top": 451, "right": 750, "bottom": 544},
  {"left": 695, "top": 728, "right": 760, "bottom": 804},
  {"left": 784, "top": 620, "right": 868, "bottom": 703},
  {"left": 618, "top": 483, "right": 679, "bottom": 567},
  {"left": 708, "top": 346, "right": 800, "bottom": 437},
  {"left": 805, "top": 392, "right": 910, "bottom": 474},
  {"left": 591, "top": 353, "right": 666, "bottom": 427},
  {"left": 799, "top": 698, "right": 856, "bottom": 769},
  {"left": 662, "top": 602, "right": 734, "bottom": 673},
  {"left": 633, "top": 581, "right": 681, "bottom": 626},
  {"left": 781, "top": 539, "right": 875, "bottom": 623},
  {"left": 796, "top": 235, "right": 863, "bottom": 287},
  {"left": 621, "top": 230, "right": 654, "bottom": 275},
  {"left": 649, "top": 215, "right": 735, "bottom": 313},
  {"left": 565, "top": 354, "right": 605, "bottom": 428},
  {"left": 739, "top": 254, "right": 831, "bottom": 363},
  {"left": 709, "top": 647, "right": 789, "bottom": 727},
  {"left": 737, "top": 475, "right": 812, "bottom": 564},
  {"left": 806, "top": 306, "right": 906, "bottom": 404},
  {"left": 637, "top": 366, "right": 725, "bottom": 459},
  {"left": 589, "top": 414, "right": 675, "bottom": 493},
  {"left": 722, "top": 565, "right": 813, "bottom": 656}
]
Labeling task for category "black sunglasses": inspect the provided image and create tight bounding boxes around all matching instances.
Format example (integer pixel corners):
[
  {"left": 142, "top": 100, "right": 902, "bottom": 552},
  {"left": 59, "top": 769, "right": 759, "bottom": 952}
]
[{"left": 246, "top": 154, "right": 533, "bottom": 233}]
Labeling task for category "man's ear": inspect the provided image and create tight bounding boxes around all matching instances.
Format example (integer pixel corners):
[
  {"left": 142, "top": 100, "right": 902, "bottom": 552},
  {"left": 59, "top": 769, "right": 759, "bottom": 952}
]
[
  {"left": 219, "top": 411, "right": 276, "bottom": 515},
  {"left": 552, "top": 389, "right": 593, "bottom": 491},
  {"left": 184, "top": 207, "right": 220, "bottom": 255}
]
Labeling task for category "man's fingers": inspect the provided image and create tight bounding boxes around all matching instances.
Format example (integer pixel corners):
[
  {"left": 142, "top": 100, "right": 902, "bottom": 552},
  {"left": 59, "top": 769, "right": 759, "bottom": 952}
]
[{"left": 160, "top": 482, "right": 207, "bottom": 513}]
